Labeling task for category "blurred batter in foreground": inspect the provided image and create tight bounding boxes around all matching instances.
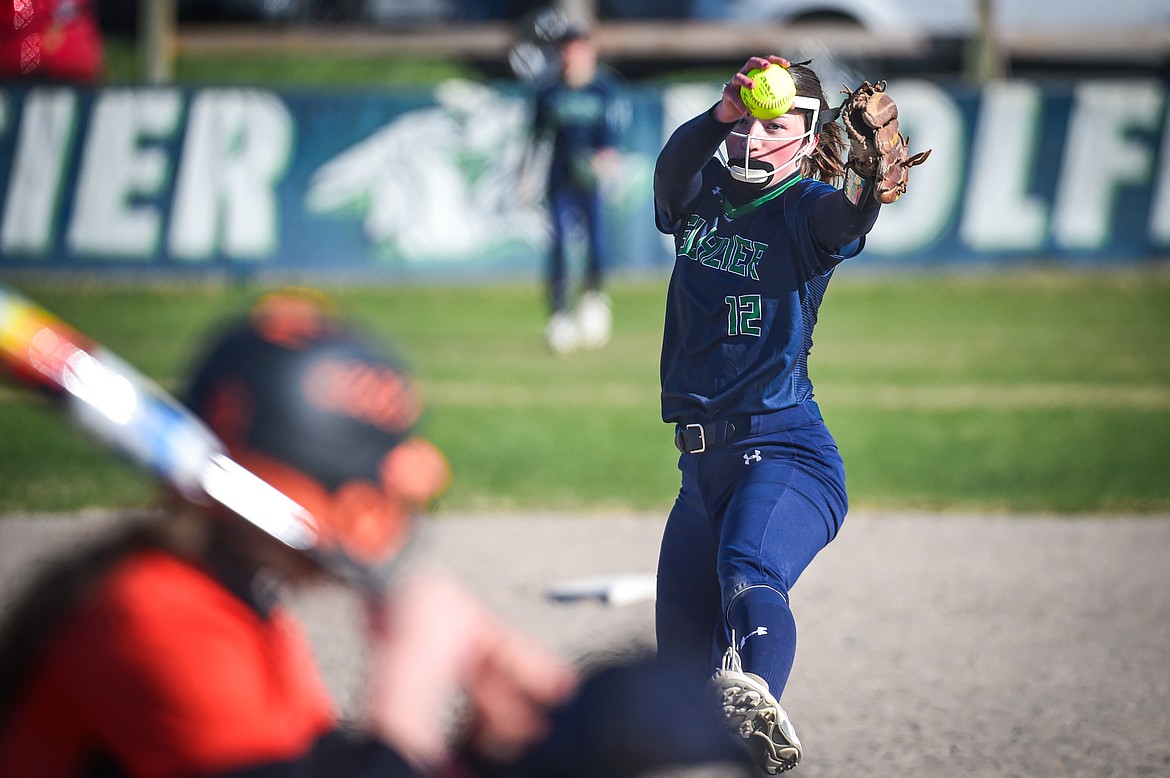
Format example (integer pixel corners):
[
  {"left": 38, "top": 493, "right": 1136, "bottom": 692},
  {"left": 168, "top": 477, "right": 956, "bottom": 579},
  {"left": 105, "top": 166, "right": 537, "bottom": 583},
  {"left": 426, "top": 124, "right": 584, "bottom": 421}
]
[{"left": 0, "top": 292, "right": 572, "bottom": 777}]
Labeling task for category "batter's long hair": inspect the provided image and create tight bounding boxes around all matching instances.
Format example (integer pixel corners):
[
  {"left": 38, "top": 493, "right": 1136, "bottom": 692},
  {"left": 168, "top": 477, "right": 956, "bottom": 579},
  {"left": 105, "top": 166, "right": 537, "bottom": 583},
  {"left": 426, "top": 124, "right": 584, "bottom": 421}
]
[{"left": 789, "top": 63, "right": 847, "bottom": 186}]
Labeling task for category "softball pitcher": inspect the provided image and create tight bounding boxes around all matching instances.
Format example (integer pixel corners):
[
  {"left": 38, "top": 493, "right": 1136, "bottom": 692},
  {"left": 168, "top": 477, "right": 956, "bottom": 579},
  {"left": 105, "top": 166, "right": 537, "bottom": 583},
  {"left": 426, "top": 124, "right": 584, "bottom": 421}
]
[{"left": 652, "top": 56, "right": 928, "bottom": 773}]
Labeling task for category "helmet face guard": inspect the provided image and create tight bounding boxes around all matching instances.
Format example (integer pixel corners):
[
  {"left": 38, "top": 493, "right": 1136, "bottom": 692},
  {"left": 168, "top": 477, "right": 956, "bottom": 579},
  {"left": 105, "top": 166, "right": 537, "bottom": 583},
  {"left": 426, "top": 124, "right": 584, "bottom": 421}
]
[{"left": 721, "top": 95, "right": 822, "bottom": 184}]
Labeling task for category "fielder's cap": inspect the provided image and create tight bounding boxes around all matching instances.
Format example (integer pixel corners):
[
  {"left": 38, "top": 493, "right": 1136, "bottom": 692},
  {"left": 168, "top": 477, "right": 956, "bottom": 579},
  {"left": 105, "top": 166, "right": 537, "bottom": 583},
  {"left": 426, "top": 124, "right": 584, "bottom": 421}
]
[
  {"left": 185, "top": 290, "right": 448, "bottom": 564},
  {"left": 555, "top": 22, "right": 590, "bottom": 44}
]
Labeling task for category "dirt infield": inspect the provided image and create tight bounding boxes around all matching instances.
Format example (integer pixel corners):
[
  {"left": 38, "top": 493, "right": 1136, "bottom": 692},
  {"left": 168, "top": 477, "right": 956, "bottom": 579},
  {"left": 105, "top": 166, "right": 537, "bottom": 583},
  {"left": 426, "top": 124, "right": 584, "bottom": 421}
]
[{"left": 2, "top": 510, "right": 1169, "bottom": 777}]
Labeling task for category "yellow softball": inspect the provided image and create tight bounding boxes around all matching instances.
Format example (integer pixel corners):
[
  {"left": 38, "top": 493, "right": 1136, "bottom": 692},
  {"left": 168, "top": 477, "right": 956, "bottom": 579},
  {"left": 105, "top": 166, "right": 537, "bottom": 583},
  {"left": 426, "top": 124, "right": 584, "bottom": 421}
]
[{"left": 740, "top": 64, "right": 797, "bottom": 120}]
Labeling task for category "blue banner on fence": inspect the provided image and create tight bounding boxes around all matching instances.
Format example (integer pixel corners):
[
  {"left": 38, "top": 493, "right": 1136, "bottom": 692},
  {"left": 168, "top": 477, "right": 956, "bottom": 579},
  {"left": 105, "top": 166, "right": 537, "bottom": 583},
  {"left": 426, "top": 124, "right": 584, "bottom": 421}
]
[{"left": 0, "top": 77, "right": 1167, "bottom": 277}]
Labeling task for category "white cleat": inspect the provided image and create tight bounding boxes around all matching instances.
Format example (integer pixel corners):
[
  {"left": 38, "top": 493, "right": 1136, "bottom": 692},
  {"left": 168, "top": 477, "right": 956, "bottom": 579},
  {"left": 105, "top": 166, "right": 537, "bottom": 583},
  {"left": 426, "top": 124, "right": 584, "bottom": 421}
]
[
  {"left": 545, "top": 311, "right": 580, "bottom": 356},
  {"left": 575, "top": 291, "right": 612, "bottom": 350},
  {"left": 710, "top": 643, "right": 803, "bottom": 774}
]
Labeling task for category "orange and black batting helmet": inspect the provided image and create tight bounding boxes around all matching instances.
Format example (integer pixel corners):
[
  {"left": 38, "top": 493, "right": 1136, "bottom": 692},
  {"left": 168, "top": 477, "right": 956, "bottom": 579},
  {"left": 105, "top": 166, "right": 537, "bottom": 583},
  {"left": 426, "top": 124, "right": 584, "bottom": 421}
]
[{"left": 184, "top": 290, "right": 449, "bottom": 567}]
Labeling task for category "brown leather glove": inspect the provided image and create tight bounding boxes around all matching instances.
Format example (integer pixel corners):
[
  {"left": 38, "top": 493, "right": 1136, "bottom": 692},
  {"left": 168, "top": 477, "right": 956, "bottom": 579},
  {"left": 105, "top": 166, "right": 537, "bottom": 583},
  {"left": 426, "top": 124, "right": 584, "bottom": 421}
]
[{"left": 841, "top": 80, "right": 932, "bottom": 204}]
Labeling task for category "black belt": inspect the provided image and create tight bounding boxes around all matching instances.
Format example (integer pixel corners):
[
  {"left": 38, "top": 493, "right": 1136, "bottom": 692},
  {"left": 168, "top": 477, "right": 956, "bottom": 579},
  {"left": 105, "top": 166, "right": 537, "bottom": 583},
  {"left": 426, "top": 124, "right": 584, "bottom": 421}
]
[
  {"left": 674, "top": 417, "right": 748, "bottom": 454},
  {"left": 672, "top": 403, "right": 825, "bottom": 454}
]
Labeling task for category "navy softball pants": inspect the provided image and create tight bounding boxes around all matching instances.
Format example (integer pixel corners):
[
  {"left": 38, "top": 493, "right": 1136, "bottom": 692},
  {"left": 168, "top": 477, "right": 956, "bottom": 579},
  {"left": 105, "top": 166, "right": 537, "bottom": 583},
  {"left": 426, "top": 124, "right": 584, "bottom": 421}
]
[
  {"left": 547, "top": 184, "right": 604, "bottom": 313},
  {"left": 655, "top": 401, "right": 848, "bottom": 697}
]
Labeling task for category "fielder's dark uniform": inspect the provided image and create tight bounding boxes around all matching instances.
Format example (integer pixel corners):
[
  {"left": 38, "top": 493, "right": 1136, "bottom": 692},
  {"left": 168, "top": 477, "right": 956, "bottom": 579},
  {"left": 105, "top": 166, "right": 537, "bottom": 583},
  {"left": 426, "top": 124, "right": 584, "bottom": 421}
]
[
  {"left": 531, "top": 69, "right": 624, "bottom": 312},
  {"left": 653, "top": 106, "right": 880, "bottom": 697}
]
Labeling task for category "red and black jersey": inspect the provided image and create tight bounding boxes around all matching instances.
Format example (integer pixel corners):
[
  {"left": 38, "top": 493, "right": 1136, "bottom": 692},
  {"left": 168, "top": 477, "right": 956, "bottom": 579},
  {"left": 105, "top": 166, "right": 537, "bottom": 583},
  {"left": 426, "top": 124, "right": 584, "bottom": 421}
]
[{"left": 0, "top": 550, "right": 412, "bottom": 778}]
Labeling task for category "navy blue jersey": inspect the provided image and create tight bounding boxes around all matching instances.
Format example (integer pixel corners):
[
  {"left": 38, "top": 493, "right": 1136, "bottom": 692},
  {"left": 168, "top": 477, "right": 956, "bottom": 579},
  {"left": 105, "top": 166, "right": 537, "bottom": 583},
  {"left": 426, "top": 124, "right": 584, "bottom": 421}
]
[
  {"left": 656, "top": 162, "right": 861, "bottom": 424},
  {"left": 532, "top": 72, "right": 624, "bottom": 189}
]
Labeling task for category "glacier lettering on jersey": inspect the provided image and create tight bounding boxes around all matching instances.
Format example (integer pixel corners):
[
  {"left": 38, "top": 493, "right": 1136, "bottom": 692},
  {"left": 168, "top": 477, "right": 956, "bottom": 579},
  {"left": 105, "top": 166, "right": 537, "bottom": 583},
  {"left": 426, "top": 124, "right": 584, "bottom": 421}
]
[{"left": 678, "top": 214, "right": 766, "bottom": 280}]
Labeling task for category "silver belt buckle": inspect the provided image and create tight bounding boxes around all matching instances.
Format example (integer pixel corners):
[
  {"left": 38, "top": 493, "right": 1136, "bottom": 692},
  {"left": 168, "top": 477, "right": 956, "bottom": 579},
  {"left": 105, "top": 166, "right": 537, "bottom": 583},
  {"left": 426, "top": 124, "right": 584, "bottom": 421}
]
[{"left": 685, "top": 422, "right": 706, "bottom": 453}]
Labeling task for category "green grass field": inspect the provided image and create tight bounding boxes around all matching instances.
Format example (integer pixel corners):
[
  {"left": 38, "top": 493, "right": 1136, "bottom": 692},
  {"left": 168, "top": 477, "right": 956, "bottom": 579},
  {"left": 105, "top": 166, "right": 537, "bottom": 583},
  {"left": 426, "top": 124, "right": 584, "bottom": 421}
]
[{"left": 2, "top": 269, "right": 1169, "bottom": 515}]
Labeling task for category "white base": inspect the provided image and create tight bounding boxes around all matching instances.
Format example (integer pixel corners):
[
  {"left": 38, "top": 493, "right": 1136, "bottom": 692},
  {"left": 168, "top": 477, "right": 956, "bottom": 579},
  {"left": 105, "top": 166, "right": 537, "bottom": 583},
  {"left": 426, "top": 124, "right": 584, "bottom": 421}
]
[{"left": 546, "top": 573, "right": 657, "bottom": 607}]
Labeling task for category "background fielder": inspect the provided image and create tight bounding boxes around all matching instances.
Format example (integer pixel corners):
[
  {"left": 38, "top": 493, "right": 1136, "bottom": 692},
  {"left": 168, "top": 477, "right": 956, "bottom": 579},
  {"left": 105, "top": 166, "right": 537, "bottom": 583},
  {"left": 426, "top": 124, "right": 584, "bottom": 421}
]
[{"left": 528, "top": 22, "right": 626, "bottom": 355}]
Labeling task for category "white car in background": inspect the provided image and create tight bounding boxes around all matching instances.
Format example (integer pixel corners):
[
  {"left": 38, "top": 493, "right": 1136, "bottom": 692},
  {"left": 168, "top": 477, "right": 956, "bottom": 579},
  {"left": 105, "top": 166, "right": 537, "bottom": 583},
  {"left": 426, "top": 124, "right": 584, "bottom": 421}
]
[
  {"left": 687, "top": 0, "right": 1169, "bottom": 74},
  {"left": 689, "top": 0, "right": 1169, "bottom": 36}
]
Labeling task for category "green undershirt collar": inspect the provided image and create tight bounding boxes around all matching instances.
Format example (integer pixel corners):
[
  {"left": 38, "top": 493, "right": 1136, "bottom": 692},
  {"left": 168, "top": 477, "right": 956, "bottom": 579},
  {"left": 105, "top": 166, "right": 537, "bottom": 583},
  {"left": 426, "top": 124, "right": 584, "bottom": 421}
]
[{"left": 724, "top": 173, "right": 804, "bottom": 219}]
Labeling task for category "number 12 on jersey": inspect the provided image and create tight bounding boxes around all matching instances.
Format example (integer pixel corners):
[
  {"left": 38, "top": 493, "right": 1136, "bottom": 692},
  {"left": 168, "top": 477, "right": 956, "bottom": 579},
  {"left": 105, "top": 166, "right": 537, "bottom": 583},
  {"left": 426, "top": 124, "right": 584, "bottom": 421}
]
[{"left": 725, "top": 294, "right": 762, "bottom": 337}]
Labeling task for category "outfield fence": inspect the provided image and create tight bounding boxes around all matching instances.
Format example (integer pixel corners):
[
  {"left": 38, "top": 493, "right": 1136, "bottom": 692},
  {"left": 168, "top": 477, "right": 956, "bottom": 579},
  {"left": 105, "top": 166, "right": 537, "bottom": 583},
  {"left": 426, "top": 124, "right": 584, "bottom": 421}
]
[{"left": 1, "top": 75, "right": 1168, "bottom": 278}]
